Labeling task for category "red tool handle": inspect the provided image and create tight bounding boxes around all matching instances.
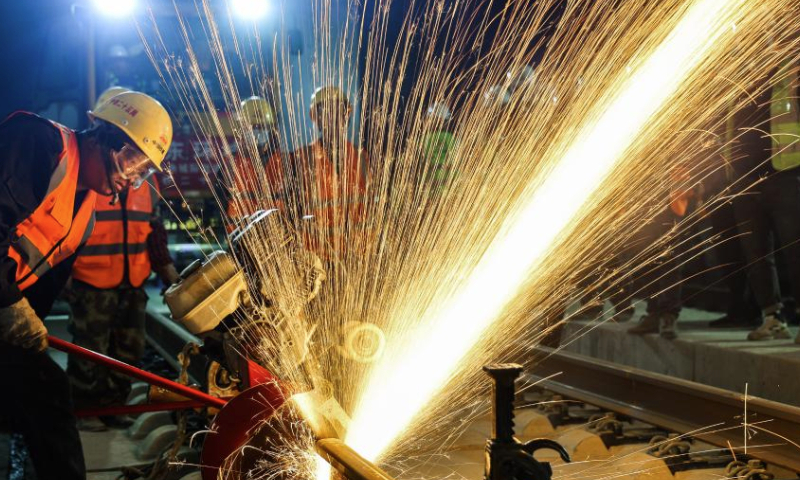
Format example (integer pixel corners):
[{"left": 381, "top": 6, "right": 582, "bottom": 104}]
[
  {"left": 74, "top": 400, "right": 215, "bottom": 417},
  {"left": 48, "top": 335, "right": 227, "bottom": 409}
]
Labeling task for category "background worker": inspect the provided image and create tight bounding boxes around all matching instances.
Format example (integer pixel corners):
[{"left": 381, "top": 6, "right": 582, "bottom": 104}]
[
  {"left": 627, "top": 164, "right": 700, "bottom": 340},
  {"left": 421, "top": 102, "right": 457, "bottom": 196},
  {"left": 0, "top": 91, "right": 172, "bottom": 480},
  {"left": 226, "top": 96, "right": 285, "bottom": 228},
  {"left": 66, "top": 88, "right": 180, "bottom": 431},
  {"left": 291, "top": 86, "right": 371, "bottom": 261},
  {"left": 730, "top": 65, "right": 800, "bottom": 342}
]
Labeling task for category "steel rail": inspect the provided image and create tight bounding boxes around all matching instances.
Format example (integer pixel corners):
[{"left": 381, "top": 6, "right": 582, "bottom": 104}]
[
  {"left": 316, "top": 438, "right": 398, "bottom": 480},
  {"left": 527, "top": 347, "right": 800, "bottom": 471}
]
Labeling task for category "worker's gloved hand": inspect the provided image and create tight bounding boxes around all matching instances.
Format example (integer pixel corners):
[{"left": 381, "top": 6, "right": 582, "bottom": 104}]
[
  {"left": 0, "top": 297, "right": 48, "bottom": 352},
  {"left": 156, "top": 263, "right": 181, "bottom": 287}
]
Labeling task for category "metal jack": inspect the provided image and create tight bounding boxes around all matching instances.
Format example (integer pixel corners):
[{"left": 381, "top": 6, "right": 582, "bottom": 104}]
[{"left": 484, "top": 364, "right": 570, "bottom": 480}]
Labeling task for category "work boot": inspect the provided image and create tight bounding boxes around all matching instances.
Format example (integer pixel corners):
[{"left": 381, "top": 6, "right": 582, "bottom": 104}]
[
  {"left": 78, "top": 416, "right": 108, "bottom": 432},
  {"left": 747, "top": 313, "right": 791, "bottom": 341},
  {"left": 659, "top": 313, "right": 678, "bottom": 340},
  {"left": 628, "top": 314, "right": 659, "bottom": 335}
]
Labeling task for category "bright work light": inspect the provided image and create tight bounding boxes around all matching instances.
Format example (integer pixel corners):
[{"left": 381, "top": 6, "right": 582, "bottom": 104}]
[
  {"left": 232, "top": 0, "right": 270, "bottom": 20},
  {"left": 92, "top": 0, "right": 136, "bottom": 17}
]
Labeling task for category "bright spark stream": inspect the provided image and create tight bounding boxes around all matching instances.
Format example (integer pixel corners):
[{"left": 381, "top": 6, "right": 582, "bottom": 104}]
[
  {"left": 346, "top": 0, "right": 749, "bottom": 462},
  {"left": 137, "top": 0, "right": 799, "bottom": 476}
]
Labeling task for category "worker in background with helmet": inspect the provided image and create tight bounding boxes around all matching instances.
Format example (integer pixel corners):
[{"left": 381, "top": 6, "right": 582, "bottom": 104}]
[
  {"left": 730, "top": 62, "right": 800, "bottom": 342},
  {"left": 290, "top": 86, "right": 371, "bottom": 261},
  {"left": 225, "top": 96, "right": 286, "bottom": 229},
  {"left": 289, "top": 86, "right": 384, "bottom": 365},
  {"left": 421, "top": 102, "right": 457, "bottom": 195},
  {"left": 0, "top": 91, "right": 172, "bottom": 480},
  {"left": 66, "top": 88, "right": 181, "bottom": 432}
]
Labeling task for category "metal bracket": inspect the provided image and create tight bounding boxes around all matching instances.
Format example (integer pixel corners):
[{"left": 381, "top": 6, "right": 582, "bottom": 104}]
[{"left": 484, "top": 363, "right": 570, "bottom": 480}]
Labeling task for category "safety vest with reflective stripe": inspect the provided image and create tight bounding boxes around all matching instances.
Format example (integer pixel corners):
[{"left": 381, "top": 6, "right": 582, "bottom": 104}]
[
  {"left": 296, "top": 140, "right": 371, "bottom": 259},
  {"left": 771, "top": 60, "right": 800, "bottom": 171},
  {"left": 71, "top": 181, "right": 159, "bottom": 288},
  {"left": 6, "top": 114, "right": 97, "bottom": 291},
  {"left": 226, "top": 152, "right": 285, "bottom": 222}
]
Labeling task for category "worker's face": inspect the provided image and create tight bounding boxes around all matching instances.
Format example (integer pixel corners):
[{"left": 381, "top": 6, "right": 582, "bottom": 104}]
[
  {"left": 311, "top": 103, "right": 351, "bottom": 143},
  {"left": 253, "top": 126, "right": 278, "bottom": 154},
  {"left": 111, "top": 144, "right": 157, "bottom": 191},
  {"left": 85, "top": 144, "right": 155, "bottom": 196}
]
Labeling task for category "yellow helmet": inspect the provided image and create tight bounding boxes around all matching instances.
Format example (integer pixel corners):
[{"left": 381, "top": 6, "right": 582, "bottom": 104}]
[
  {"left": 310, "top": 86, "right": 351, "bottom": 110},
  {"left": 240, "top": 96, "right": 276, "bottom": 127},
  {"left": 95, "top": 86, "right": 130, "bottom": 110},
  {"left": 91, "top": 91, "right": 173, "bottom": 170}
]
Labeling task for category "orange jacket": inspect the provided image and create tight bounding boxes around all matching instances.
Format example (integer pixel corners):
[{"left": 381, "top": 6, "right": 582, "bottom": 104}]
[
  {"left": 668, "top": 166, "right": 697, "bottom": 217},
  {"left": 226, "top": 152, "right": 285, "bottom": 223},
  {"left": 293, "top": 140, "right": 371, "bottom": 258},
  {"left": 8, "top": 116, "right": 97, "bottom": 291},
  {"left": 72, "top": 182, "right": 159, "bottom": 288}
]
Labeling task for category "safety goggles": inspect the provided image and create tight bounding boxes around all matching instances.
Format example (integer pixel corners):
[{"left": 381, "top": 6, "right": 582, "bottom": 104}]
[{"left": 113, "top": 144, "right": 157, "bottom": 189}]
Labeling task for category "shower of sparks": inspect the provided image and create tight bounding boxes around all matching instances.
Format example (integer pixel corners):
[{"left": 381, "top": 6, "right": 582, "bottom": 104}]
[
  {"left": 346, "top": 0, "right": 758, "bottom": 461},
  {"left": 136, "top": 0, "right": 800, "bottom": 478}
]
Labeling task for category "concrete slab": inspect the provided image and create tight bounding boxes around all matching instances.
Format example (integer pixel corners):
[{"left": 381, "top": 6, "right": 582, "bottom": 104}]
[
  {"left": 440, "top": 450, "right": 484, "bottom": 479},
  {"left": 129, "top": 411, "right": 175, "bottom": 440},
  {"left": 516, "top": 408, "right": 556, "bottom": 437},
  {"left": 552, "top": 427, "right": 610, "bottom": 461},
  {"left": 178, "top": 472, "right": 203, "bottom": 480},
  {"left": 447, "top": 419, "right": 493, "bottom": 450},
  {"left": 137, "top": 424, "right": 179, "bottom": 460},
  {"left": 674, "top": 468, "right": 727, "bottom": 480},
  {"left": 82, "top": 428, "right": 143, "bottom": 474},
  {"left": 559, "top": 307, "right": 800, "bottom": 407},
  {"left": 605, "top": 452, "right": 673, "bottom": 480}
]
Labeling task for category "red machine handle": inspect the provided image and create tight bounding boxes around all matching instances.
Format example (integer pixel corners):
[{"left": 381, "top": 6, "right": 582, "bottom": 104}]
[
  {"left": 75, "top": 400, "right": 212, "bottom": 418},
  {"left": 48, "top": 335, "right": 227, "bottom": 409}
]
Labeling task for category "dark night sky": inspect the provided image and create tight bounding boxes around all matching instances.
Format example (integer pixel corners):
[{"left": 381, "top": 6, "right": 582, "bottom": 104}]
[
  {"left": 0, "top": 1, "right": 83, "bottom": 117},
  {"left": 0, "top": 0, "right": 564, "bottom": 124}
]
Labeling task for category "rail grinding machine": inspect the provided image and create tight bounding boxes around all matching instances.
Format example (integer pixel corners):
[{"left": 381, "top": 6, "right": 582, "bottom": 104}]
[
  {"left": 164, "top": 211, "right": 569, "bottom": 480},
  {"left": 52, "top": 210, "right": 568, "bottom": 480}
]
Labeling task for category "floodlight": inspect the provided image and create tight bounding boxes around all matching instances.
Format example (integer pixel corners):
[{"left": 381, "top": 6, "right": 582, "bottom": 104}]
[
  {"left": 92, "top": 0, "right": 136, "bottom": 17},
  {"left": 232, "top": 0, "right": 269, "bottom": 20}
]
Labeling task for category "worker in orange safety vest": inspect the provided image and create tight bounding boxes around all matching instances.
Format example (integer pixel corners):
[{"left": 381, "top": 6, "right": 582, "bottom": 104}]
[
  {"left": 0, "top": 89, "right": 172, "bottom": 480},
  {"left": 225, "top": 96, "right": 286, "bottom": 230},
  {"left": 67, "top": 92, "right": 181, "bottom": 433},
  {"left": 289, "top": 86, "right": 372, "bottom": 262}
]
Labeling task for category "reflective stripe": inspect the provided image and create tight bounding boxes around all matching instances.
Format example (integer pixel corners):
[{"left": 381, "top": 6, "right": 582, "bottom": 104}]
[
  {"left": 11, "top": 235, "right": 46, "bottom": 270},
  {"left": 80, "top": 213, "right": 96, "bottom": 246},
  {"left": 95, "top": 210, "right": 151, "bottom": 222},
  {"left": 44, "top": 126, "right": 71, "bottom": 196},
  {"left": 80, "top": 242, "right": 148, "bottom": 256},
  {"left": 148, "top": 180, "right": 160, "bottom": 208},
  {"left": 45, "top": 158, "right": 68, "bottom": 196},
  {"left": 28, "top": 254, "right": 53, "bottom": 280},
  {"left": 771, "top": 60, "right": 800, "bottom": 171}
]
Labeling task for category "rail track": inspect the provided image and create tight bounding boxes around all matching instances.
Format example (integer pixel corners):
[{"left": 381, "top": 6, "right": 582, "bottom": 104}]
[
  {"left": 139, "top": 309, "right": 800, "bottom": 480},
  {"left": 528, "top": 346, "right": 800, "bottom": 473}
]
